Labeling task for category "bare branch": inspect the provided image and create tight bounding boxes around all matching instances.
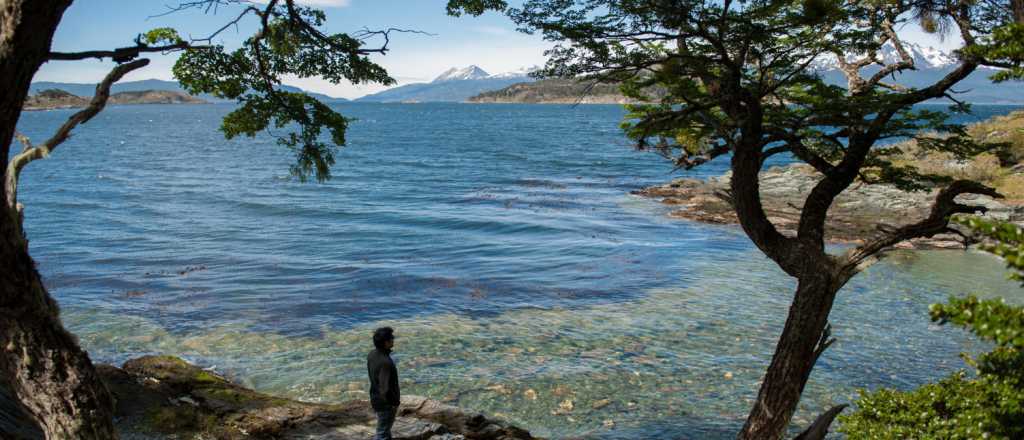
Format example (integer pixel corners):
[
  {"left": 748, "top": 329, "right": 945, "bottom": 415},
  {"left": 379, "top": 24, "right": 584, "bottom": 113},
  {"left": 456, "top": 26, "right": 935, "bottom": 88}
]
[
  {"left": 841, "top": 180, "right": 1003, "bottom": 273},
  {"left": 4, "top": 59, "right": 150, "bottom": 214},
  {"left": 48, "top": 42, "right": 203, "bottom": 62},
  {"left": 793, "top": 404, "right": 849, "bottom": 440}
]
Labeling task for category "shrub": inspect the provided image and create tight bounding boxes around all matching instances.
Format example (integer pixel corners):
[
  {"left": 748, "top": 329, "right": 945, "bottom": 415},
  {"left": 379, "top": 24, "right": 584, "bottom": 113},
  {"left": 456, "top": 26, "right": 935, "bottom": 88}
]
[{"left": 839, "top": 218, "right": 1024, "bottom": 439}]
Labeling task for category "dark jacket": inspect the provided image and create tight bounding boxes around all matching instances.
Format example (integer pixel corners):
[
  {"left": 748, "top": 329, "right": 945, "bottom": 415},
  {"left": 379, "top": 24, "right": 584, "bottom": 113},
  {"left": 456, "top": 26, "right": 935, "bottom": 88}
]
[{"left": 367, "top": 347, "right": 400, "bottom": 411}]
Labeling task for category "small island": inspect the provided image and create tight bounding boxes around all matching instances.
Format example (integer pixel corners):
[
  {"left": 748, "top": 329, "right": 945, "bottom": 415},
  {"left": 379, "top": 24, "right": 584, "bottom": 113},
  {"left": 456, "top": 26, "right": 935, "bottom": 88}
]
[
  {"left": 467, "top": 79, "right": 652, "bottom": 104},
  {"left": 24, "top": 88, "right": 206, "bottom": 111}
]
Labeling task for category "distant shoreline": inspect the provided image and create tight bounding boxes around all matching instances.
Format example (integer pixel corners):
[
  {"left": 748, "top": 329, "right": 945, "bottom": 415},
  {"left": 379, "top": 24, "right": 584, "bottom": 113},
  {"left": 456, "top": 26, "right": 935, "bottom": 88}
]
[{"left": 23, "top": 89, "right": 207, "bottom": 111}]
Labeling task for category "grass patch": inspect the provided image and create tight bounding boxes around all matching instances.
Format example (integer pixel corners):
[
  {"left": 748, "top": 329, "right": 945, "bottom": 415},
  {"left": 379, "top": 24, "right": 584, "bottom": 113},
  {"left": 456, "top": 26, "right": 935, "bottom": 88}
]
[{"left": 883, "top": 111, "right": 1024, "bottom": 201}]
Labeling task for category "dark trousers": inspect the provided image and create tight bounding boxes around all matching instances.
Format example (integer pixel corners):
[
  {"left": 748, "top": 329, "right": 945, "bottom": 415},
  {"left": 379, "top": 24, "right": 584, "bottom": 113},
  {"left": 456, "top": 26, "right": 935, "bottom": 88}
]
[{"left": 374, "top": 406, "right": 397, "bottom": 440}]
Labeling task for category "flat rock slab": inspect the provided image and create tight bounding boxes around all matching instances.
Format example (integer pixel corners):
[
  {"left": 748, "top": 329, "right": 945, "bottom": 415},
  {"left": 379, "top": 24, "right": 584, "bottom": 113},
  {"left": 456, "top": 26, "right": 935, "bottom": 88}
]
[{"left": 102, "top": 355, "right": 539, "bottom": 440}]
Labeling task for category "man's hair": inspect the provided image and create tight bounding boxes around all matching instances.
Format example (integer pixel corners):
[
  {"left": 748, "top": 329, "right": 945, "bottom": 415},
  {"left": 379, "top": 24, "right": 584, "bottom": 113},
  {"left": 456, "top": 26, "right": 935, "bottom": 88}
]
[{"left": 373, "top": 327, "right": 395, "bottom": 350}]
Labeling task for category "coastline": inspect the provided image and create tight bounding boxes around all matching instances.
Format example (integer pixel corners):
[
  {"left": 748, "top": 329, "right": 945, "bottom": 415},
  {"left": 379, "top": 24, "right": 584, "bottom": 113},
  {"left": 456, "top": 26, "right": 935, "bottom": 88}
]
[
  {"left": 105, "top": 355, "right": 539, "bottom": 440},
  {"left": 633, "top": 163, "right": 1024, "bottom": 249}
]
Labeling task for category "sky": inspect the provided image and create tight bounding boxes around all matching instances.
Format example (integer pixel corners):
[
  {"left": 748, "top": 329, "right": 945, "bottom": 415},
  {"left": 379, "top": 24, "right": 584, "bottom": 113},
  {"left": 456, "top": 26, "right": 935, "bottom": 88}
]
[
  {"left": 36, "top": 0, "right": 551, "bottom": 99},
  {"left": 36, "top": 0, "right": 959, "bottom": 99}
]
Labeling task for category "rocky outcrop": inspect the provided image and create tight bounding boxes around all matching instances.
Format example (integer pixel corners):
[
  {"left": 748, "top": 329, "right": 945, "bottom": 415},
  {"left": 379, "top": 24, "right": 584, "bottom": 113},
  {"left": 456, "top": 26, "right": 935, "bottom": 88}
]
[
  {"left": 23, "top": 89, "right": 205, "bottom": 110},
  {"left": 108, "top": 90, "right": 206, "bottom": 105},
  {"left": 468, "top": 79, "right": 662, "bottom": 104},
  {"left": 22, "top": 89, "right": 88, "bottom": 110},
  {"left": 633, "top": 164, "right": 1024, "bottom": 249},
  {"left": 102, "top": 355, "right": 539, "bottom": 440}
]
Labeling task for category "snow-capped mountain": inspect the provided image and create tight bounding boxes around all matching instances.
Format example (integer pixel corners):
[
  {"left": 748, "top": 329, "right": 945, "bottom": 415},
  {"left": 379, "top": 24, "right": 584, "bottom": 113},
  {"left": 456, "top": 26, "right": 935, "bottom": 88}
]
[
  {"left": 810, "top": 41, "right": 956, "bottom": 71},
  {"left": 804, "top": 42, "right": 1023, "bottom": 103},
  {"left": 433, "top": 65, "right": 492, "bottom": 82},
  {"left": 358, "top": 66, "right": 539, "bottom": 102},
  {"left": 489, "top": 65, "right": 541, "bottom": 79}
]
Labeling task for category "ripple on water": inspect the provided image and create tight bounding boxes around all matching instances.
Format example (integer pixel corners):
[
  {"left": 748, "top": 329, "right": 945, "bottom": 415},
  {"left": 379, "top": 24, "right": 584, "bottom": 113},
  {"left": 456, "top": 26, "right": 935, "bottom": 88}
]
[
  {"left": 18, "top": 103, "right": 1024, "bottom": 438},
  {"left": 61, "top": 248, "right": 1019, "bottom": 439}
]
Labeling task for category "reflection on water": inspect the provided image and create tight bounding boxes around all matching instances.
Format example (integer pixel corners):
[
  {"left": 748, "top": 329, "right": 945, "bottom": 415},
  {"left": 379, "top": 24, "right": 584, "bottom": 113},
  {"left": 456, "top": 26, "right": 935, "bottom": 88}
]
[{"left": 64, "top": 248, "right": 1018, "bottom": 439}]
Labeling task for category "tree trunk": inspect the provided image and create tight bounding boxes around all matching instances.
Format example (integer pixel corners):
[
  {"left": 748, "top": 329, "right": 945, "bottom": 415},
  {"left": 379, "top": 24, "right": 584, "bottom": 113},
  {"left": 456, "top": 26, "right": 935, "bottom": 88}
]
[
  {"left": 1, "top": 1, "right": 118, "bottom": 438},
  {"left": 737, "top": 270, "right": 840, "bottom": 440}
]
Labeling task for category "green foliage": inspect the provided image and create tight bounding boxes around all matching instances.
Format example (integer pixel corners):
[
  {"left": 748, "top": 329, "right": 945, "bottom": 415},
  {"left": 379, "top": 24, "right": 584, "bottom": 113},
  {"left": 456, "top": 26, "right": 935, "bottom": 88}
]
[
  {"left": 840, "top": 218, "right": 1024, "bottom": 438},
  {"left": 446, "top": 0, "right": 508, "bottom": 16},
  {"left": 931, "top": 295, "right": 1024, "bottom": 349},
  {"left": 839, "top": 368, "right": 1023, "bottom": 440},
  {"left": 955, "top": 216, "right": 1024, "bottom": 283},
  {"left": 141, "top": 28, "right": 184, "bottom": 45},
  {"left": 171, "top": 3, "right": 394, "bottom": 182},
  {"left": 492, "top": 0, "right": 1020, "bottom": 192},
  {"left": 971, "top": 23, "right": 1024, "bottom": 83}
]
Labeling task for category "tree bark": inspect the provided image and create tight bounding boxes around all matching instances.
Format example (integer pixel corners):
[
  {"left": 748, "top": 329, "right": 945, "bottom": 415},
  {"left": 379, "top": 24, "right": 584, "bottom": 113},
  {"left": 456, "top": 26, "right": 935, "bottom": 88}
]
[
  {"left": 738, "top": 270, "right": 841, "bottom": 440},
  {"left": 1, "top": 1, "right": 118, "bottom": 438}
]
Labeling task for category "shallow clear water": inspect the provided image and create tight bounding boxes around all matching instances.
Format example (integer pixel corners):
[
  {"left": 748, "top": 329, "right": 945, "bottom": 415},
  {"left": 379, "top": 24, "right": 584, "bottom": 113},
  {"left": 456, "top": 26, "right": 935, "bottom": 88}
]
[{"left": 14, "top": 103, "right": 1024, "bottom": 439}]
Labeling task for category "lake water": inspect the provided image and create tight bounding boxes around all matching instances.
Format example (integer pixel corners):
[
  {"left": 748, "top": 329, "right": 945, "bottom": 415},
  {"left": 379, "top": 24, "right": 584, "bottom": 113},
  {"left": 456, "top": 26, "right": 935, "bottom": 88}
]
[{"left": 14, "top": 103, "right": 1024, "bottom": 438}]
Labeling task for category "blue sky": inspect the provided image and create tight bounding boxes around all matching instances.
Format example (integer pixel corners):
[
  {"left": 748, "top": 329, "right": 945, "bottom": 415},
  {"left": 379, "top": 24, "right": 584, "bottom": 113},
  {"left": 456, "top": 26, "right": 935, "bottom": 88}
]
[
  {"left": 37, "top": 1, "right": 956, "bottom": 99},
  {"left": 37, "top": 0, "right": 550, "bottom": 98}
]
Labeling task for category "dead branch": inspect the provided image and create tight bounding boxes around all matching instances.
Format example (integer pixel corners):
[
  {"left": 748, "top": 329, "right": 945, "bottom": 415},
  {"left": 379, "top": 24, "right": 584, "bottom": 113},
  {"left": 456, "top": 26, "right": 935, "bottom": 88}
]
[
  {"left": 840, "top": 180, "right": 1002, "bottom": 273},
  {"left": 793, "top": 404, "right": 849, "bottom": 440},
  {"left": 4, "top": 59, "right": 150, "bottom": 217}
]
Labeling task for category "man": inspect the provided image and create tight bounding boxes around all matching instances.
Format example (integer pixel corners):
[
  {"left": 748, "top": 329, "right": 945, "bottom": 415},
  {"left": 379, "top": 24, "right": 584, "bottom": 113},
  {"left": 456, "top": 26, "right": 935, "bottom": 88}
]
[{"left": 367, "top": 326, "right": 400, "bottom": 440}]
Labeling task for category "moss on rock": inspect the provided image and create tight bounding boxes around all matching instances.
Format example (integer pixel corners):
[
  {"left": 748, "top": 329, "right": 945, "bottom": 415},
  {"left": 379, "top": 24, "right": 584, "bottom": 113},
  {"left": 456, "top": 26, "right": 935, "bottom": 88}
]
[{"left": 101, "top": 355, "right": 540, "bottom": 440}]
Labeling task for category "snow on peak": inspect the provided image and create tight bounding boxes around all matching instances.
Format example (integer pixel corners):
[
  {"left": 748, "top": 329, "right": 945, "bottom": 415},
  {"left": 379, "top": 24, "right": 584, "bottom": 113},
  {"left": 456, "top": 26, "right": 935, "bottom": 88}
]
[
  {"left": 433, "top": 65, "right": 491, "bottom": 82},
  {"left": 810, "top": 41, "right": 956, "bottom": 71},
  {"left": 489, "top": 65, "right": 541, "bottom": 79}
]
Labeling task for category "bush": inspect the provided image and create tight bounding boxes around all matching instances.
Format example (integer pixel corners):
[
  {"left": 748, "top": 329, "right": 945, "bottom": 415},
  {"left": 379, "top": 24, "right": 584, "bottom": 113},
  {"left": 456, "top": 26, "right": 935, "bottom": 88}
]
[{"left": 839, "top": 218, "right": 1024, "bottom": 439}]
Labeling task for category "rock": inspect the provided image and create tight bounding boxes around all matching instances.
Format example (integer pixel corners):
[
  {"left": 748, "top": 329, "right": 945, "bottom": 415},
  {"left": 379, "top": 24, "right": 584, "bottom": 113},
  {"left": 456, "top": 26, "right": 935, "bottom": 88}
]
[
  {"left": 559, "top": 400, "right": 574, "bottom": 412},
  {"left": 485, "top": 384, "right": 512, "bottom": 395},
  {"left": 100, "top": 356, "right": 541, "bottom": 440},
  {"left": 430, "top": 435, "right": 467, "bottom": 440},
  {"left": 391, "top": 417, "right": 448, "bottom": 439},
  {"left": 591, "top": 399, "right": 611, "bottom": 410},
  {"left": 634, "top": 164, "right": 1024, "bottom": 250}
]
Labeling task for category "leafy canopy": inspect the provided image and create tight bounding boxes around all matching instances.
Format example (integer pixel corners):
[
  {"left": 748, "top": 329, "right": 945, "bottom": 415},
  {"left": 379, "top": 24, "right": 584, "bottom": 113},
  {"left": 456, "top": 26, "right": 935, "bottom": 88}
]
[
  {"left": 470, "top": 0, "right": 1020, "bottom": 196},
  {"left": 170, "top": 1, "right": 395, "bottom": 182}
]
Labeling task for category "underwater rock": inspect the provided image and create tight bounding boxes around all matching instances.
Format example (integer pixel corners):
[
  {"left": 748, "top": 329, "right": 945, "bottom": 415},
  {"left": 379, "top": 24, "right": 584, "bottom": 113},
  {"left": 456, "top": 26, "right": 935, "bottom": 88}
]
[
  {"left": 558, "top": 400, "right": 574, "bottom": 412},
  {"left": 101, "top": 355, "right": 540, "bottom": 440}
]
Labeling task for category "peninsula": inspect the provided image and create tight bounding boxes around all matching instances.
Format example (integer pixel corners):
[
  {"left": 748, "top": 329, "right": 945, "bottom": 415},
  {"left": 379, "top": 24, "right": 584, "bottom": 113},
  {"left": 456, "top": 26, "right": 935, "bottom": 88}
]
[{"left": 24, "top": 88, "right": 206, "bottom": 111}]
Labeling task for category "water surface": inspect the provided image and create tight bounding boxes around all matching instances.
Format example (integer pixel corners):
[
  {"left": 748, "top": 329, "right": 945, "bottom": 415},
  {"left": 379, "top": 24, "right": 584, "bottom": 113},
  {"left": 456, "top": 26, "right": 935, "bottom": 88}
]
[{"left": 15, "top": 103, "right": 1024, "bottom": 438}]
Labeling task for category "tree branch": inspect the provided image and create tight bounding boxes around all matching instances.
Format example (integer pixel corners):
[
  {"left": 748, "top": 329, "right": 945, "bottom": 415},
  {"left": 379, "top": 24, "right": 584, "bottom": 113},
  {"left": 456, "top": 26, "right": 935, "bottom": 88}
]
[
  {"left": 48, "top": 42, "right": 206, "bottom": 62},
  {"left": 793, "top": 404, "right": 848, "bottom": 440},
  {"left": 841, "top": 180, "right": 1003, "bottom": 273},
  {"left": 4, "top": 59, "right": 150, "bottom": 216}
]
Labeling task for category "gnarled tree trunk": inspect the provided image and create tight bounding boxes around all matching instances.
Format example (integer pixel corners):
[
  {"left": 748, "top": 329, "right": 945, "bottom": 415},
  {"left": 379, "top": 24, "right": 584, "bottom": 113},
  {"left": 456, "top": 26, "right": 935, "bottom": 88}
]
[
  {"left": 738, "top": 270, "right": 842, "bottom": 440},
  {"left": 1, "top": 1, "right": 118, "bottom": 438}
]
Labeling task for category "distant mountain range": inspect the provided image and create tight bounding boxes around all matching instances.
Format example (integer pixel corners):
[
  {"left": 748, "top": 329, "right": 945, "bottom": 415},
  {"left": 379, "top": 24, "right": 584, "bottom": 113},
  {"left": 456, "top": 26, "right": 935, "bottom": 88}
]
[
  {"left": 809, "top": 41, "right": 956, "bottom": 71},
  {"left": 356, "top": 65, "right": 538, "bottom": 102},
  {"left": 469, "top": 43, "right": 1024, "bottom": 104},
  {"left": 28, "top": 79, "right": 348, "bottom": 103}
]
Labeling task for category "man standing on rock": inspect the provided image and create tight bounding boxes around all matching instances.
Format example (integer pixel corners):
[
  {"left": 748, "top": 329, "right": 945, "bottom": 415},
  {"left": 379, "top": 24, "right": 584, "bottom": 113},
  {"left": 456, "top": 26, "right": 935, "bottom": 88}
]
[{"left": 368, "top": 326, "right": 400, "bottom": 440}]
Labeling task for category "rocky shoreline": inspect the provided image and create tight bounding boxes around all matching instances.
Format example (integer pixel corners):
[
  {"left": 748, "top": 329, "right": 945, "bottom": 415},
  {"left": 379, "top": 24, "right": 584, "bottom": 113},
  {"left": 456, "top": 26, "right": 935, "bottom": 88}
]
[
  {"left": 633, "top": 164, "right": 1024, "bottom": 249},
  {"left": 102, "top": 355, "right": 539, "bottom": 440},
  {"left": 23, "top": 89, "right": 206, "bottom": 111}
]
